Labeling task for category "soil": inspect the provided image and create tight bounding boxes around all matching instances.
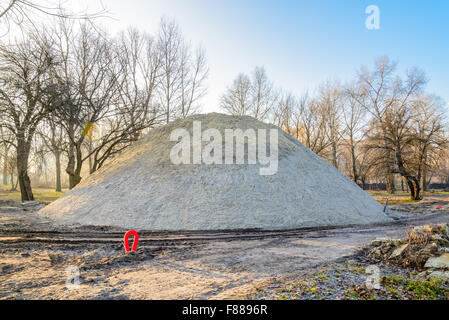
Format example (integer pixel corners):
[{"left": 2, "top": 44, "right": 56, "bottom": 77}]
[{"left": 1, "top": 196, "right": 448, "bottom": 300}]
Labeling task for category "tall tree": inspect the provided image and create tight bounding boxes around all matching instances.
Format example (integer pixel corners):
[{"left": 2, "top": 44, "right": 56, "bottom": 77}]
[
  {"left": 220, "top": 73, "right": 251, "bottom": 116},
  {"left": 317, "top": 81, "right": 344, "bottom": 169},
  {"left": 157, "top": 18, "right": 207, "bottom": 122},
  {"left": 342, "top": 83, "right": 367, "bottom": 183},
  {"left": 354, "top": 57, "right": 427, "bottom": 199},
  {"left": 0, "top": 33, "right": 56, "bottom": 200},
  {"left": 220, "top": 66, "right": 277, "bottom": 121}
]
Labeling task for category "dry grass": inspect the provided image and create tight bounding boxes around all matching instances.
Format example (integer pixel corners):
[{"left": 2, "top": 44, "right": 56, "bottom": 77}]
[{"left": 0, "top": 184, "right": 65, "bottom": 203}]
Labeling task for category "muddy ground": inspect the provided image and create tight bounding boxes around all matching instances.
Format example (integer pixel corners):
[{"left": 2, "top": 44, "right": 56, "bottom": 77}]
[{"left": 1, "top": 196, "right": 448, "bottom": 300}]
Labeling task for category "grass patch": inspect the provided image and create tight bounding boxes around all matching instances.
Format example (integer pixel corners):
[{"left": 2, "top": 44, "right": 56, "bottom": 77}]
[
  {"left": 382, "top": 275, "right": 448, "bottom": 300},
  {"left": 244, "top": 261, "right": 449, "bottom": 300},
  {"left": 375, "top": 198, "right": 421, "bottom": 204},
  {"left": 0, "top": 185, "right": 65, "bottom": 203}
]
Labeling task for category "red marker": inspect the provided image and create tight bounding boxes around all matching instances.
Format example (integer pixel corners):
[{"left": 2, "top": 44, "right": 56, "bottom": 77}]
[{"left": 124, "top": 230, "right": 139, "bottom": 252}]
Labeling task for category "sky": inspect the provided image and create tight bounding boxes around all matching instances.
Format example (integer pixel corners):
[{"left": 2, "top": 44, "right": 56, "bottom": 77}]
[{"left": 71, "top": 0, "right": 448, "bottom": 113}]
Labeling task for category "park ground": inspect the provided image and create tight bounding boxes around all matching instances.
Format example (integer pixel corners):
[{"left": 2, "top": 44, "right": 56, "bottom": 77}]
[{"left": 0, "top": 186, "right": 448, "bottom": 300}]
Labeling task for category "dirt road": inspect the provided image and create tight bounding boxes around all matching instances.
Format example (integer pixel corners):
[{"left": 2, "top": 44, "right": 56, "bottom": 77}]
[{"left": 1, "top": 199, "right": 448, "bottom": 300}]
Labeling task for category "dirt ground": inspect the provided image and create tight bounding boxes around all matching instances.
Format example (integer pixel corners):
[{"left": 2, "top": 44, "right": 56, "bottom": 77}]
[{"left": 1, "top": 196, "right": 449, "bottom": 300}]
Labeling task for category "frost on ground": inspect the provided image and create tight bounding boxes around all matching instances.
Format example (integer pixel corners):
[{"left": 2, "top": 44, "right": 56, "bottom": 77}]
[{"left": 39, "top": 113, "right": 388, "bottom": 230}]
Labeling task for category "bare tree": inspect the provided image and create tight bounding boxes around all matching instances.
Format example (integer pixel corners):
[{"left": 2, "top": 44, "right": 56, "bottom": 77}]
[
  {"left": 157, "top": 17, "right": 183, "bottom": 123},
  {"left": 342, "top": 83, "right": 367, "bottom": 182},
  {"left": 409, "top": 94, "right": 447, "bottom": 191},
  {"left": 317, "top": 81, "right": 344, "bottom": 168},
  {"left": 178, "top": 45, "right": 208, "bottom": 118},
  {"left": 0, "top": 32, "right": 56, "bottom": 200},
  {"left": 249, "top": 66, "right": 277, "bottom": 121},
  {"left": 292, "top": 94, "right": 330, "bottom": 156},
  {"left": 0, "top": 0, "right": 108, "bottom": 35},
  {"left": 5, "top": 149, "right": 17, "bottom": 190},
  {"left": 356, "top": 57, "right": 428, "bottom": 199},
  {"left": 272, "top": 91, "right": 295, "bottom": 133},
  {"left": 38, "top": 113, "right": 66, "bottom": 191},
  {"left": 350, "top": 57, "right": 425, "bottom": 195},
  {"left": 51, "top": 22, "right": 121, "bottom": 188},
  {"left": 156, "top": 18, "right": 208, "bottom": 122},
  {"left": 48, "top": 21, "right": 168, "bottom": 187},
  {"left": 221, "top": 66, "right": 277, "bottom": 121},
  {"left": 220, "top": 73, "right": 251, "bottom": 116},
  {"left": 0, "top": 126, "right": 14, "bottom": 185}
]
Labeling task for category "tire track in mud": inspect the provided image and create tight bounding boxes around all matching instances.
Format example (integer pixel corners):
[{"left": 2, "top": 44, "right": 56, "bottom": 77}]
[{"left": 1, "top": 210, "right": 447, "bottom": 246}]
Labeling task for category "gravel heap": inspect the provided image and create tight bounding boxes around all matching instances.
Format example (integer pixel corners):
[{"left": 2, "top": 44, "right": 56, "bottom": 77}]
[{"left": 39, "top": 113, "right": 388, "bottom": 230}]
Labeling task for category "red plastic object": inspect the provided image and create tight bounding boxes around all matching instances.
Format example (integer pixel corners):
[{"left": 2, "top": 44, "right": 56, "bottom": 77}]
[
  {"left": 124, "top": 230, "right": 139, "bottom": 252},
  {"left": 437, "top": 205, "right": 443, "bottom": 209}
]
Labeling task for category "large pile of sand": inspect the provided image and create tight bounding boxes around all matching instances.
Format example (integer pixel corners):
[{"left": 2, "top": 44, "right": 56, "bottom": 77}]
[{"left": 39, "top": 113, "right": 389, "bottom": 230}]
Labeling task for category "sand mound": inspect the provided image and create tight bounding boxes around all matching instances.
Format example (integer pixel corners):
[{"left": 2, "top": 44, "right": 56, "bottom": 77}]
[{"left": 39, "top": 113, "right": 389, "bottom": 230}]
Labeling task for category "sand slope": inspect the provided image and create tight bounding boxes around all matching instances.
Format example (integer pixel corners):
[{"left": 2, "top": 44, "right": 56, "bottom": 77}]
[{"left": 39, "top": 113, "right": 389, "bottom": 230}]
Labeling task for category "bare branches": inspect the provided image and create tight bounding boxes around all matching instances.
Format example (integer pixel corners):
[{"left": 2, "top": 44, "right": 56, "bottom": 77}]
[
  {"left": 157, "top": 17, "right": 208, "bottom": 122},
  {"left": 220, "top": 66, "right": 277, "bottom": 121},
  {"left": 220, "top": 73, "right": 251, "bottom": 116},
  {"left": 0, "top": 0, "right": 110, "bottom": 35},
  {"left": 220, "top": 56, "right": 448, "bottom": 199}
]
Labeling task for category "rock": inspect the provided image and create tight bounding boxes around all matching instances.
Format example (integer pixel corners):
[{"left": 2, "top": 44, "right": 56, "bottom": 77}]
[
  {"left": 427, "top": 243, "right": 439, "bottom": 255},
  {"left": 371, "top": 248, "right": 382, "bottom": 257},
  {"left": 413, "top": 225, "right": 433, "bottom": 234},
  {"left": 371, "top": 238, "right": 404, "bottom": 247},
  {"left": 390, "top": 239, "right": 405, "bottom": 247},
  {"left": 424, "top": 253, "right": 449, "bottom": 269},
  {"left": 416, "top": 271, "right": 428, "bottom": 280},
  {"left": 429, "top": 223, "right": 449, "bottom": 234},
  {"left": 389, "top": 244, "right": 409, "bottom": 259},
  {"left": 371, "top": 237, "right": 390, "bottom": 246},
  {"left": 439, "top": 224, "right": 449, "bottom": 236},
  {"left": 431, "top": 234, "right": 449, "bottom": 246},
  {"left": 427, "top": 271, "right": 449, "bottom": 281}
]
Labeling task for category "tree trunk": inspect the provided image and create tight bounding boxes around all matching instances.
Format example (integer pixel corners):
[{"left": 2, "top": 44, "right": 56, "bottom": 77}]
[
  {"left": 2, "top": 148, "right": 8, "bottom": 185},
  {"left": 394, "top": 149, "right": 422, "bottom": 201},
  {"left": 54, "top": 150, "right": 62, "bottom": 192},
  {"left": 351, "top": 145, "right": 358, "bottom": 183},
  {"left": 414, "top": 179, "right": 421, "bottom": 200},
  {"left": 73, "top": 144, "right": 83, "bottom": 187},
  {"left": 406, "top": 178, "right": 416, "bottom": 200},
  {"left": 406, "top": 177, "right": 421, "bottom": 200},
  {"left": 386, "top": 174, "right": 395, "bottom": 194},
  {"left": 331, "top": 142, "right": 338, "bottom": 169},
  {"left": 66, "top": 143, "right": 82, "bottom": 189},
  {"left": 16, "top": 141, "right": 34, "bottom": 201},
  {"left": 66, "top": 144, "right": 75, "bottom": 189},
  {"left": 422, "top": 168, "right": 428, "bottom": 192},
  {"left": 10, "top": 172, "right": 14, "bottom": 190}
]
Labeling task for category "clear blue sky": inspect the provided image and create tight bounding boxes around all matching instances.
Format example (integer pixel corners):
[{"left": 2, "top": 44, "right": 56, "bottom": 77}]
[{"left": 75, "top": 0, "right": 449, "bottom": 112}]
